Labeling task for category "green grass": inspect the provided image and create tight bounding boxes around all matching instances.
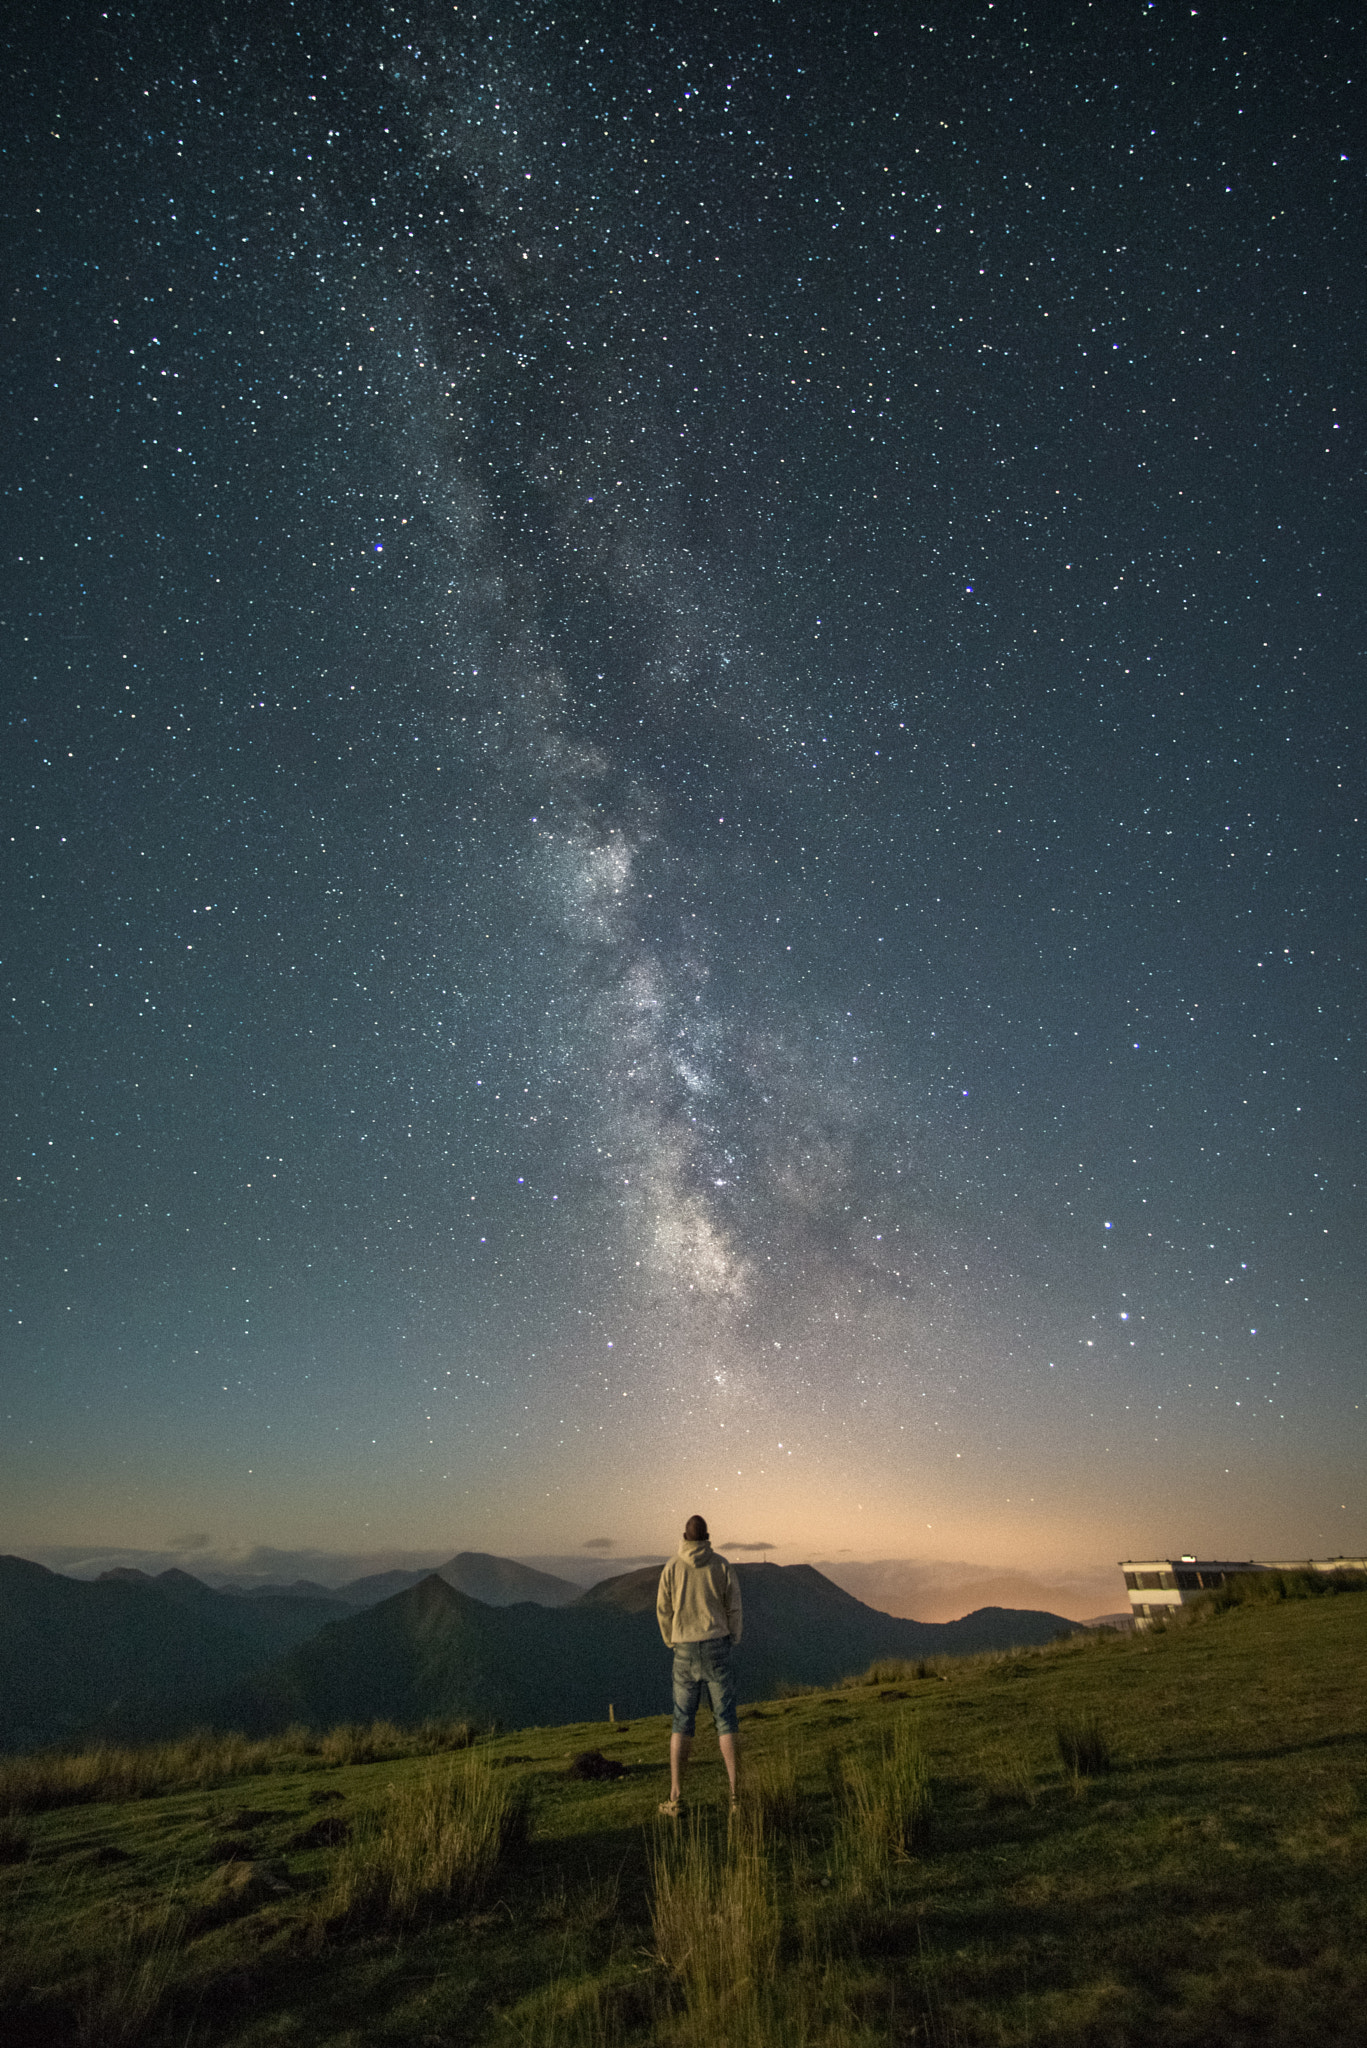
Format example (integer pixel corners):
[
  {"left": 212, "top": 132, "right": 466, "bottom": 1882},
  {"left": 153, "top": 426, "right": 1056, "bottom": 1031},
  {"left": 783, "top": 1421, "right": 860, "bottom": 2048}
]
[{"left": 1, "top": 1591, "right": 1364, "bottom": 2045}]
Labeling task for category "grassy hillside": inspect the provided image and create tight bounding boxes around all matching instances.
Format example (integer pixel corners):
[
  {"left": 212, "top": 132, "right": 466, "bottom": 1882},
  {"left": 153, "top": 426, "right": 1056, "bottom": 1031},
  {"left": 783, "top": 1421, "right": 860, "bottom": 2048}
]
[{"left": 1, "top": 1588, "right": 1363, "bottom": 2045}]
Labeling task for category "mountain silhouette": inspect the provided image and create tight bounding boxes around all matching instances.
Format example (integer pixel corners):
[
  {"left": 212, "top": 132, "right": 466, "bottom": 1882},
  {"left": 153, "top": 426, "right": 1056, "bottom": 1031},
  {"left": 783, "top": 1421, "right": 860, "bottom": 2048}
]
[
  {"left": 578, "top": 1561, "right": 1082, "bottom": 1700},
  {"left": 1, "top": 1552, "right": 1083, "bottom": 1752},
  {"left": 221, "top": 1575, "right": 659, "bottom": 1732},
  {"left": 220, "top": 1563, "right": 1082, "bottom": 1735},
  {"left": 213, "top": 1576, "right": 350, "bottom": 1603},
  {"left": 336, "top": 1552, "right": 579, "bottom": 1610},
  {"left": 0, "top": 1556, "right": 347, "bottom": 1750}
]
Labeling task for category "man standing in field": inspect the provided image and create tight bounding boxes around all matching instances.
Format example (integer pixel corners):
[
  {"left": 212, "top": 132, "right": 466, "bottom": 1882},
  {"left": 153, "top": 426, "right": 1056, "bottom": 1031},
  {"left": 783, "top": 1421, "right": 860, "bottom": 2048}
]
[{"left": 656, "top": 1514, "right": 743, "bottom": 1814}]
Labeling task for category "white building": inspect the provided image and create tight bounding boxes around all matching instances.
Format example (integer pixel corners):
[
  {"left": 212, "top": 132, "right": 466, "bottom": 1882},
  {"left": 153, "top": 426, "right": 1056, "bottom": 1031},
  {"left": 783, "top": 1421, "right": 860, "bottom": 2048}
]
[{"left": 1120, "top": 1555, "right": 1367, "bottom": 1629}]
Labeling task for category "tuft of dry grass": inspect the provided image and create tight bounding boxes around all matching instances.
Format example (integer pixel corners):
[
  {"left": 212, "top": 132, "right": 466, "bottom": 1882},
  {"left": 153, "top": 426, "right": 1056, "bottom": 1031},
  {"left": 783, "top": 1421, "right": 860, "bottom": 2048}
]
[
  {"left": 318, "top": 1718, "right": 404, "bottom": 1766},
  {"left": 323, "top": 1750, "right": 527, "bottom": 1926},
  {"left": 743, "top": 1744, "right": 802, "bottom": 1842},
  {"left": 651, "top": 1800, "right": 944, "bottom": 2047},
  {"left": 1054, "top": 1710, "right": 1112, "bottom": 1779},
  {"left": 316, "top": 1715, "right": 478, "bottom": 1765},
  {"left": 72, "top": 1891, "right": 187, "bottom": 2048},
  {"left": 862, "top": 1654, "right": 947, "bottom": 1686},
  {"left": 978, "top": 1741, "right": 1037, "bottom": 1809},
  {"left": 651, "top": 1817, "right": 779, "bottom": 2038},
  {"left": 834, "top": 1716, "right": 932, "bottom": 1897}
]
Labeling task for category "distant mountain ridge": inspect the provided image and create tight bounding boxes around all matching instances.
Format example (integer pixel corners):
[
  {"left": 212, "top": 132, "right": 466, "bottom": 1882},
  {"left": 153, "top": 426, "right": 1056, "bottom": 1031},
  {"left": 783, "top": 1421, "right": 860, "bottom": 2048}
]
[
  {"left": 221, "top": 1562, "right": 1083, "bottom": 1735},
  {"left": 0, "top": 1556, "right": 346, "bottom": 1751},
  {"left": 334, "top": 1552, "right": 580, "bottom": 1610},
  {"left": 207, "top": 1552, "right": 581, "bottom": 1610},
  {"left": 575, "top": 1562, "right": 1082, "bottom": 1697},
  {"left": 0, "top": 1551, "right": 1083, "bottom": 1752},
  {"left": 212, "top": 1576, "right": 352, "bottom": 1604}
]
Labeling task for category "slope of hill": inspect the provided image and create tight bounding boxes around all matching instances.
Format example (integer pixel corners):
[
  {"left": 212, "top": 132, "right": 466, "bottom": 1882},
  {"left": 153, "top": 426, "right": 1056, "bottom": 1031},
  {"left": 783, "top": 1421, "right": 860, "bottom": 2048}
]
[
  {"left": 224, "top": 1562, "right": 1080, "bottom": 1734},
  {"left": 0, "top": 1556, "right": 348, "bottom": 1750},
  {"left": 4, "top": 1590, "right": 1364, "bottom": 2047}
]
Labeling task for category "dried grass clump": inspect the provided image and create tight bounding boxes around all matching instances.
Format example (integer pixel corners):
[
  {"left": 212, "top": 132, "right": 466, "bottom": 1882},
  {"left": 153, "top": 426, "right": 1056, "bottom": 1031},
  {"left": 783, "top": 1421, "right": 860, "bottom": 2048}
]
[
  {"left": 324, "top": 1752, "right": 526, "bottom": 1925},
  {"left": 318, "top": 1719, "right": 404, "bottom": 1766},
  {"left": 317, "top": 1715, "right": 478, "bottom": 1764},
  {"left": 72, "top": 1893, "right": 186, "bottom": 2047},
  {"left": 979, "top": 1743, "right": 1037, "bottom": 1809},
  {"left": 835, "top": 1717, "right": 932, "bottom": 1897},
  {"left": 745, "top": 1746, "right": 802, "bottom": 1841},
  {"left": 862, "top": 1656, "right": 945, "bottom": 1686},
  {"left": 651, "top": 1819, "right": 780, "bottom": 2039},
  {"left": 1054, "top": 1711, "right": 1112, "bottom": 1779}
]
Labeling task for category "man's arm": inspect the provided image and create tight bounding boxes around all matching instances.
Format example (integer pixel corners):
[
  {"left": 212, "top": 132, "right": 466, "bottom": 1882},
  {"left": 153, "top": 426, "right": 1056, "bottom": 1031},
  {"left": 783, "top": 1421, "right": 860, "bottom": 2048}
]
[
  {"left": 724, "top": 1564, "right": 743, "bottom": 1645},
  {"left": 656, "top": 1561, "right": 676, "bottom": 1646}
]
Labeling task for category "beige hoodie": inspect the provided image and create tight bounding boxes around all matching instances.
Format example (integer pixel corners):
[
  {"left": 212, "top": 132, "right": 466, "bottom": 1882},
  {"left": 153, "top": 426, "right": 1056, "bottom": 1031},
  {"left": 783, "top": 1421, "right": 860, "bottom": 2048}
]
[{"left": 656, "top": 1539, "right": 743, "bottom": 1647}]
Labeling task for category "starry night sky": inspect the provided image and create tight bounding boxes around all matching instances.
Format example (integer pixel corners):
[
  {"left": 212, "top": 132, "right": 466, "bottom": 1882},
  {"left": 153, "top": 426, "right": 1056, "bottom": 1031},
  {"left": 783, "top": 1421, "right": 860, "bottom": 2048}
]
[{"left": 4, "top": 1, "right": 1362, "bottom": 1584}]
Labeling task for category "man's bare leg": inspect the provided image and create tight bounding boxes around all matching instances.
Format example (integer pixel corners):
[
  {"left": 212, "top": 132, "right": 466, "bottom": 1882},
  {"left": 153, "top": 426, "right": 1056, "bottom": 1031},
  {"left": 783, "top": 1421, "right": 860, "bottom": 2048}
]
[
  {"left": 669, "top": 1732, "right": 693, "bottom": 1802},
  {"left": 719, "top": 1732, "right": 739, "bottom": 1802}
]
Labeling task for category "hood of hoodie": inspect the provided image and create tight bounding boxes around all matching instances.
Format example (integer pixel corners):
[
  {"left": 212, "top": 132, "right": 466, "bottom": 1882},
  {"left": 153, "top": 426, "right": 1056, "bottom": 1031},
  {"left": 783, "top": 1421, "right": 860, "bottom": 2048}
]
[{"left": 679, "top": 1538, "right": 715, "bottom": 1567}]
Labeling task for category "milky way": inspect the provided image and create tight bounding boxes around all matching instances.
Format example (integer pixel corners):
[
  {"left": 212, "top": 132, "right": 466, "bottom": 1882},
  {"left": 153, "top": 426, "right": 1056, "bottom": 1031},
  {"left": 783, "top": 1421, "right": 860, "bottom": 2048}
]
[{"left": 4, "top": 2, "right": 1362, "bottom": 1574}]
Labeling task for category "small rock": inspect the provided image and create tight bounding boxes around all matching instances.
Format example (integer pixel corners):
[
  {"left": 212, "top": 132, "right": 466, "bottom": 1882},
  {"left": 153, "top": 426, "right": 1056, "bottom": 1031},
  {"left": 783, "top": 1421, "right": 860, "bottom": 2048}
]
[
  {"left": 290, "top": 1815, "right": 351, "bottom": 1849},
  {"left": 567, "top": 1749, "right": 626, "bottom": 1781},
  {"left": 207, "top": 1860, "right": 293, "bottom": 1917}
]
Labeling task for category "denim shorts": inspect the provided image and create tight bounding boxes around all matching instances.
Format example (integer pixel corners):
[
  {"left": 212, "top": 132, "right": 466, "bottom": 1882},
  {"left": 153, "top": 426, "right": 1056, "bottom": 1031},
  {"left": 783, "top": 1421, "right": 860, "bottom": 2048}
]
[{"left": 671, "top": 1635, "right": 738, "bottom": 1737}]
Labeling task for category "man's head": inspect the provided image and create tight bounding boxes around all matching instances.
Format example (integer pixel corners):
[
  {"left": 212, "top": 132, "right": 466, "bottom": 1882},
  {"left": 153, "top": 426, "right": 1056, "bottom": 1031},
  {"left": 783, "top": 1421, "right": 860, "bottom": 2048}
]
[{"left": 683, "top": 1514, "right": 709, "bottom": 1543}]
